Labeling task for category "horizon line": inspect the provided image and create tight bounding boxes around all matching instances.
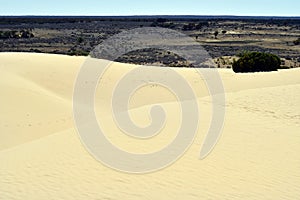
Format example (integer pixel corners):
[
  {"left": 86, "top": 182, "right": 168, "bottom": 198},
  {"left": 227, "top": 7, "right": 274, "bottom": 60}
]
[{"left": 1, "top": 14, "right": 300, "bottom": 18}]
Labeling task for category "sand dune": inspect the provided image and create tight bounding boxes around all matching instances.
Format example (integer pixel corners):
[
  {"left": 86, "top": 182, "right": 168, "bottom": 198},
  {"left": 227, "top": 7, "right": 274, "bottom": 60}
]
[{"left": 0, "top": 53, "right": 299, "bottom": 199}]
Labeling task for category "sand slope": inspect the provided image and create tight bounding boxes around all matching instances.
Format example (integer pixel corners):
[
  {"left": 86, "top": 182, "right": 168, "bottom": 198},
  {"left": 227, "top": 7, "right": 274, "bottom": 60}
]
[{"left": 0, "top": 53, "right": 299, "bottom": 199}]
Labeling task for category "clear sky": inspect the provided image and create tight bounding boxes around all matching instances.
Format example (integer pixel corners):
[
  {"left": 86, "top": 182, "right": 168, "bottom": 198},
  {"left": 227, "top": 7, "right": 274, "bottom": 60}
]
[{"left": 0, "top": 0, "right": 299, "bottom": 16}]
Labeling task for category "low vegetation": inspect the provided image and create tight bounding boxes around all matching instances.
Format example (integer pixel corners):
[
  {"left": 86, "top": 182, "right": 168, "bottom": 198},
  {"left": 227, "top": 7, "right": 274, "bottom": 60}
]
[
  {"left": 0, "top": 30, "right": 34, "bottom": 39},
  {"left": 232, "top": 52, "right": 280, "bottom": 73},
  {"left": 67, "top": 49, "right": 89, "bottom": 56}
]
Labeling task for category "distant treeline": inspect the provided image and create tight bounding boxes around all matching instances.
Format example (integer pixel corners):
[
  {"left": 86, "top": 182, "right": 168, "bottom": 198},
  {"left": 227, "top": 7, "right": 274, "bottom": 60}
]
[{"left": 1, "top": 16, "right": 300, "bottom": 25}]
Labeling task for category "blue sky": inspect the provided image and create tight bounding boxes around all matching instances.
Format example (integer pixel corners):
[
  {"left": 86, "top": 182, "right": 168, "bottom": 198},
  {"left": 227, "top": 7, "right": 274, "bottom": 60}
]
[{"left": 0, "top": 0, "right": 299, "bottom": 16}]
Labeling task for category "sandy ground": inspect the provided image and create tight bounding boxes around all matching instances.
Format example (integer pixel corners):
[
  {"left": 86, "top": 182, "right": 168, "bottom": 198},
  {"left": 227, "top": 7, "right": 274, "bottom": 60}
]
[{"left": 0, "top": 53, "right": 299, "bottom": 199}]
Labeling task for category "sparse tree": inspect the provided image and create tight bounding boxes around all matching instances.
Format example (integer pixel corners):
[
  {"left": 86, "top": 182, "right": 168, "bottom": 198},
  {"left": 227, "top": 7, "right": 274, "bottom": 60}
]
[
  {"left": 293, "top": 38, "right": 300, "bottom": 45},
  {"left": 77, "top": 37, "right": 84, "bottom": 44},
  {"left": 214, "top": 31, "right": 219, "bottom": 39}
]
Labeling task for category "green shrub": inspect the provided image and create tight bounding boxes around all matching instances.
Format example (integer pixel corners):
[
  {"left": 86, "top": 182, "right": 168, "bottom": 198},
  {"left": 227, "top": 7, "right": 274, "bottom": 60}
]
[{"left": 232, "top": 52, "right": 280, "bottom": 73}]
